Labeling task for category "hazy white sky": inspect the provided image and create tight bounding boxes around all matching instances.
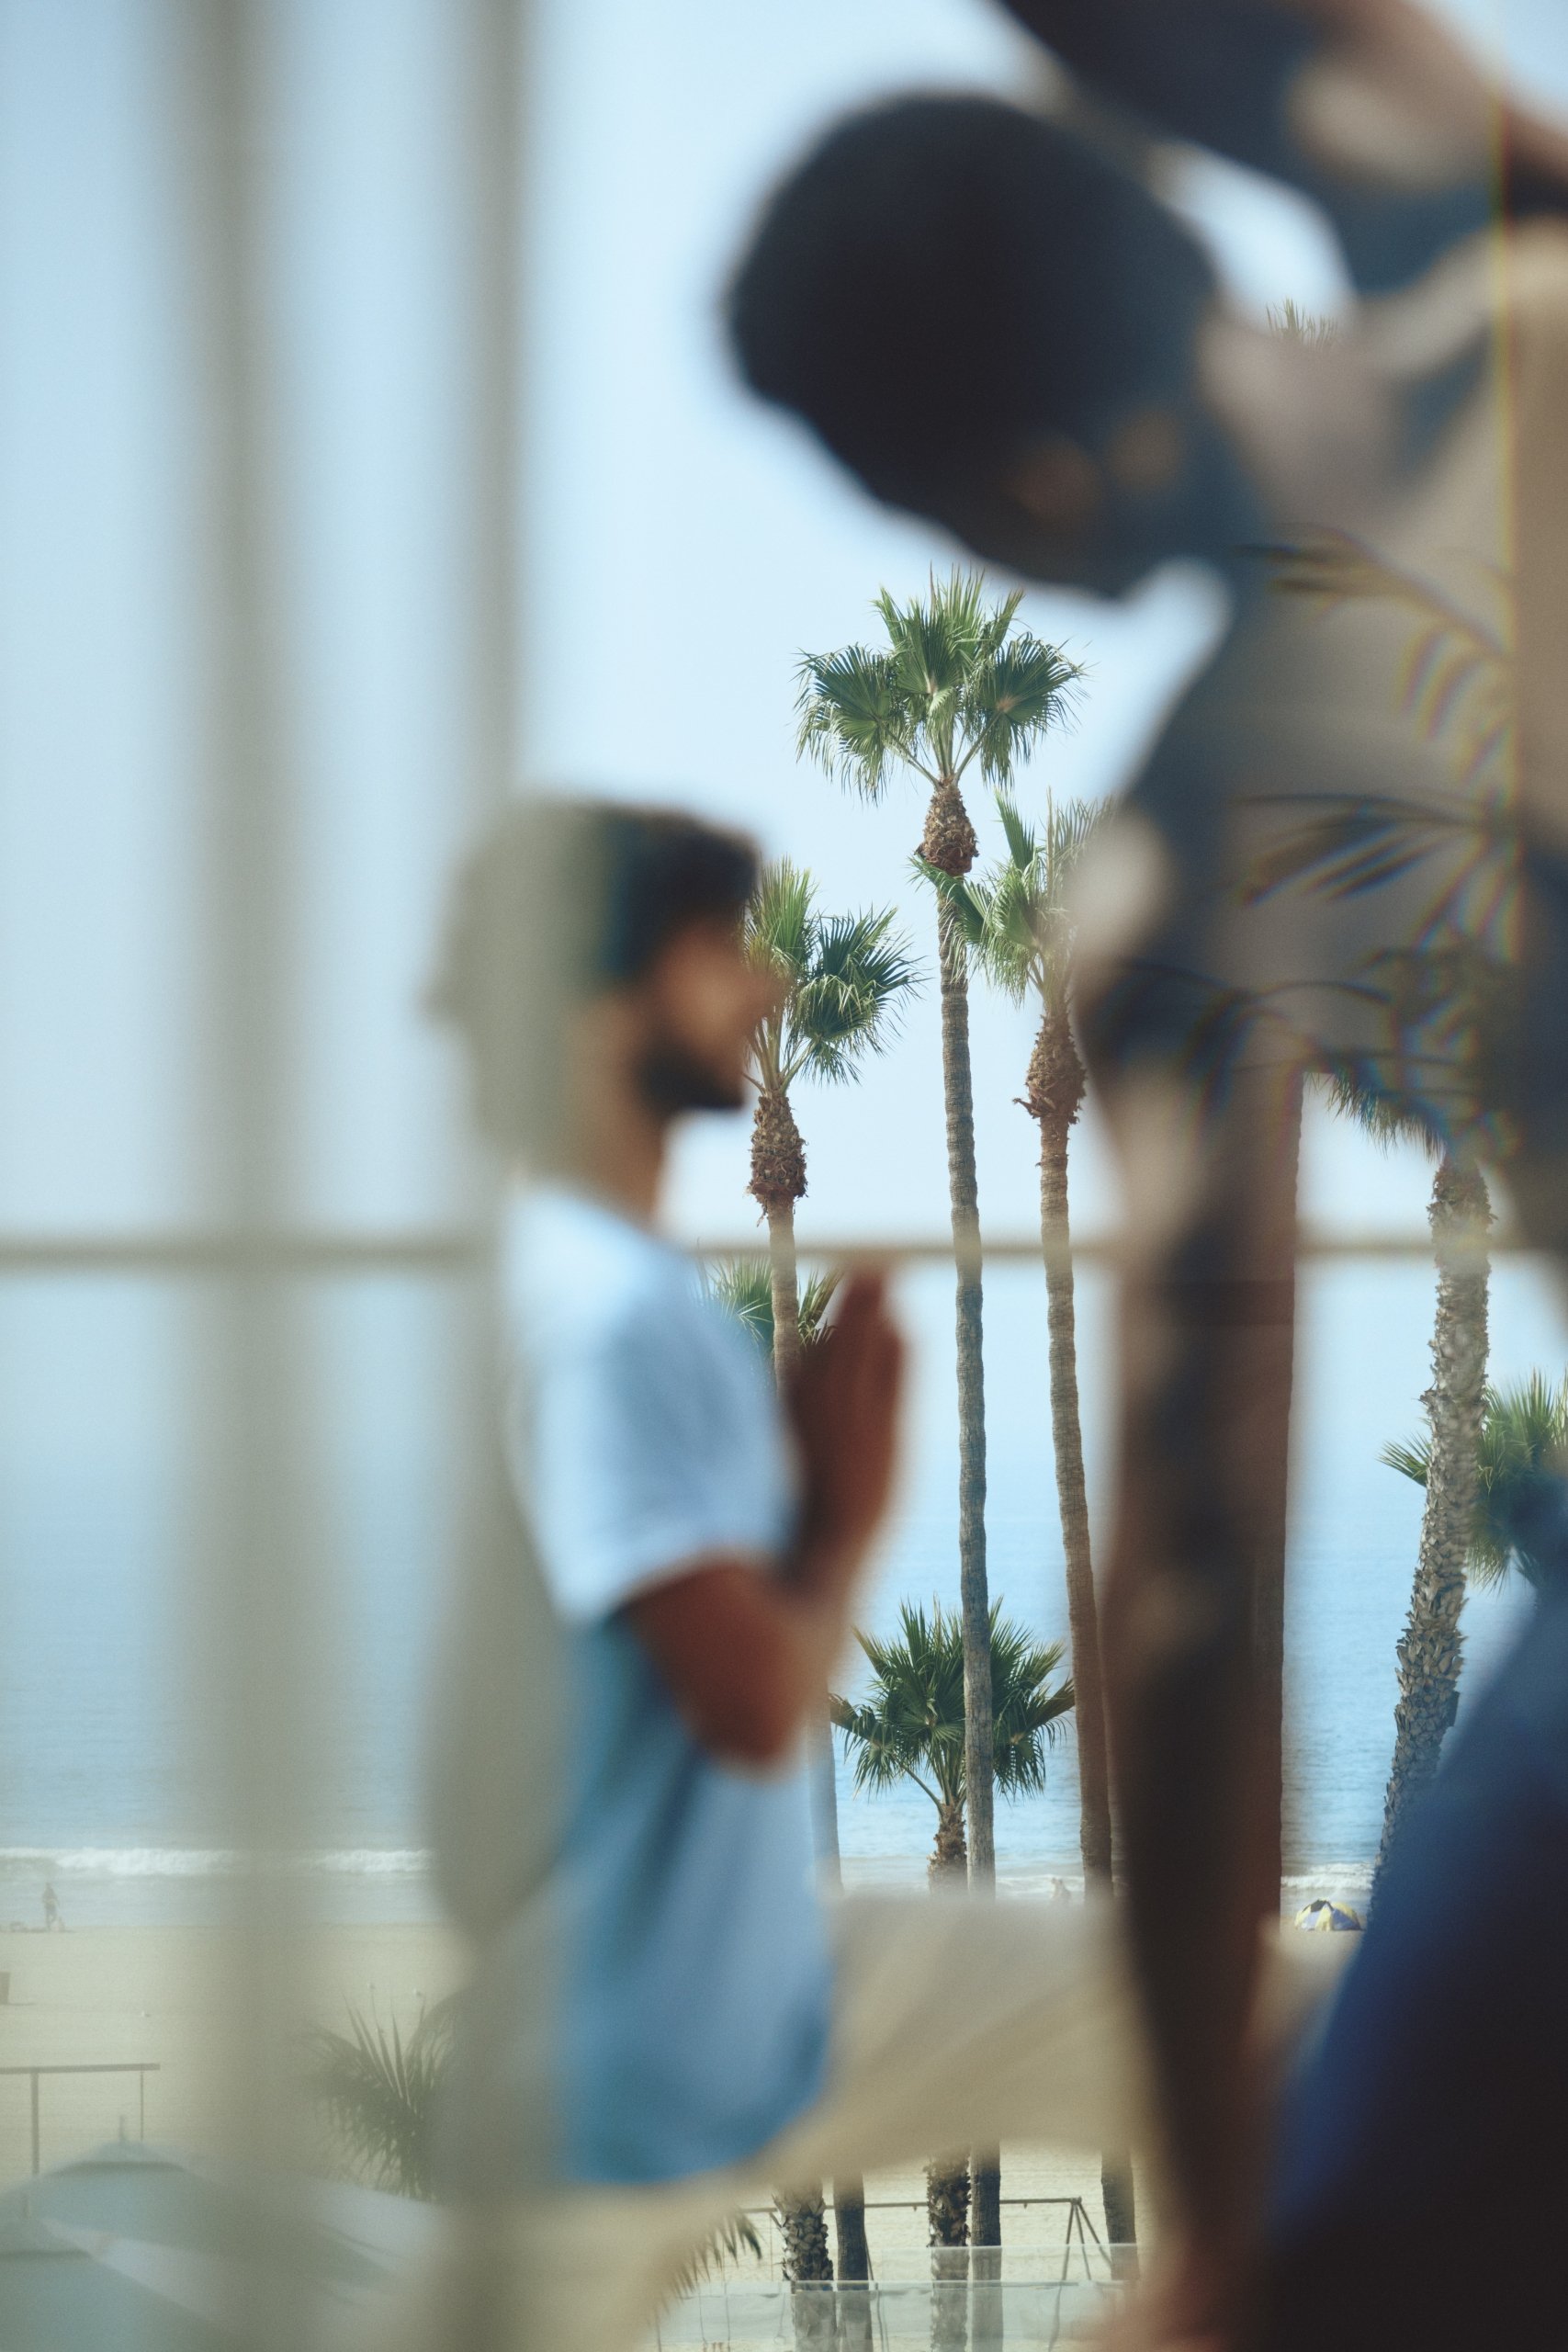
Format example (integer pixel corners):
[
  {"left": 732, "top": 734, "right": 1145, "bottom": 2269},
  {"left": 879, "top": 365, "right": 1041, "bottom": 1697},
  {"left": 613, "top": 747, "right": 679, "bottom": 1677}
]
[
  {"left": 3, "top": 0, "right": 1564, "bottom": 1244},
  {"left": 519, "top": 0, "right": 1562, "bottom": 1249}
]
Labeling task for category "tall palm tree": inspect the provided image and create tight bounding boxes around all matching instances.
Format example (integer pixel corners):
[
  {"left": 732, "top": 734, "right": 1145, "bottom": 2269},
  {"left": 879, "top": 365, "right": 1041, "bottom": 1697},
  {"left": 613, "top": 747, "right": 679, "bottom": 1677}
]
[
  {"left": 710, "top": 1253, "right": 856, "bottom": 2336},
  {"left": 831, "top": 1600, "right": 1073, "bottom": 2327},
  {"left": 1331, "top": 1083, "right": 1493, "bottom": 1878},
  {"left": 743, "top": 861, "right": 916, "bottom": 1378},
  {"left": 1387, "top": 1368, "right": 1568, "bottom": 1591},
  {"left": 929, "top": 794, "right": 1112, "bottom": 1881},
  {"left": 930, "top": 789, "right": 1138, "bottom": 2253},
  {"left": 798, "top": 576, "right": 1080, "bottom": 2259},
  {"left": 735, "top": 865, "right": 913, "bottom": 2327},
  {"left": 831, "top": 1599, "right": 1074, "bottom": 1875}
]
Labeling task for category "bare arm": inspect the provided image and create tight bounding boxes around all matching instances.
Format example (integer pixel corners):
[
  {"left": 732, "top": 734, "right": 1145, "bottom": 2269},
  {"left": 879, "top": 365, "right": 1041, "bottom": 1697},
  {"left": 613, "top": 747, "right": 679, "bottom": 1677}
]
[{"left": 625, "top": 1271, "right": 903, "bottom": 1767}]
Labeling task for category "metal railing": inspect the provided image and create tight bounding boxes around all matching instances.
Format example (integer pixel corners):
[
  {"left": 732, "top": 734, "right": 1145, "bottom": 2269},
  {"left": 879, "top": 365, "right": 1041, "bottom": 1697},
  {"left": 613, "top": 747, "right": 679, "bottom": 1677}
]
[{"left": 0, "top": 2061, "right": 161, "bottom": 2177}]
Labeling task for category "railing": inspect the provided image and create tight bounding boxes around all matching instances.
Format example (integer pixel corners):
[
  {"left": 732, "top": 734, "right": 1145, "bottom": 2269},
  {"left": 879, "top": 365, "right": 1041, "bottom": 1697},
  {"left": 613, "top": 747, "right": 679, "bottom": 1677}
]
[
  {"left": 735, "top": 2194, "right": 1108, "bottom": 2283},
  {"left": 0, "top": 2062, "right": 160, "bottom": 2177}
]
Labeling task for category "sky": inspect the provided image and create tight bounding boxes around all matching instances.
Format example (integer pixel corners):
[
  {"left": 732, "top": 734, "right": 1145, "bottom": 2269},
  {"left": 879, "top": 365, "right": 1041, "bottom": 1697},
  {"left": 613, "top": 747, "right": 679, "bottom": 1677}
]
[
  {"left": 4, "top": 0, "right": 1564, "bottom": 1250},
  {"left": 4, "top": 0, "right": 1568, "bottom": 1882}
]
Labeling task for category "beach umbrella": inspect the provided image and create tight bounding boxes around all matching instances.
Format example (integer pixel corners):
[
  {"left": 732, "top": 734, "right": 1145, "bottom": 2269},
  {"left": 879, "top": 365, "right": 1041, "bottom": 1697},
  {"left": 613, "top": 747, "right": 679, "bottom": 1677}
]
[
  {"left": 1292, "top": 1899, "right": 1363, "bottom": 1933},
  {"left": 0, "top": 2192, "right": 224, "bottom": 2349},
  {"left": 0, "top": 2141, "right": 424, "bottom": 2348}
]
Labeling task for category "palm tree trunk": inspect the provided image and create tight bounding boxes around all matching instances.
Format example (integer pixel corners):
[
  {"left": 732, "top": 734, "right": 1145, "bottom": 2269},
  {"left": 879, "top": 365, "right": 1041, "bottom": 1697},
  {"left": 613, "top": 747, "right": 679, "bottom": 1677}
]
[
  {"left": 777, "top": 2191, "right": 836, "bottom": 2347},
  {"left": 810, "top": 1695, "right": 872, "bottom": 2348},
  {"left": 1032, "top": 1013, "right": 1136, "bottom": 2269},
  {"left": 1376, "top": 1152, "right": 1491, "bottom": 1879},
  {"left": 936, "top": 895, "right": 994, "bottom": 1883},
  {"left": 1253, "top": 1080, "right": 1304, "bottom": 1911},
  {"left": 767, "top": 1201, "right": 801, "bottom": 1380},
  {"left": 934, "top": 879, "right": 998, "bottom": 2276},
  {"left": 925, "top": 1804, "right": 970, "bottom": 2344},
  {"left": 1031, "top": 1018, "right": 1111, "bottom": 1883}
]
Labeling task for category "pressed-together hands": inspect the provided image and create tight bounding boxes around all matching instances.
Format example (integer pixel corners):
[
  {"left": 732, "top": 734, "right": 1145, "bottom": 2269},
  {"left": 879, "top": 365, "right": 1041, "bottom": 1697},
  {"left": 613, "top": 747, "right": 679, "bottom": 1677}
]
[
  {"left": 626, "top": 1269, "right": 904, "bottom": 1769},
  {"left": 788, "top": 1269, "right": 905, "bottom": 1577}
]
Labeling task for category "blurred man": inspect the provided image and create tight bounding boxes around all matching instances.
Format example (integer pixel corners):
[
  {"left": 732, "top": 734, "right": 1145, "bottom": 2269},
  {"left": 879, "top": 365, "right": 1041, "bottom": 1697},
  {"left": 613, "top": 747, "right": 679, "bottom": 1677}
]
[
  {"left": 421, "top": 797, "right": 1142, "bottom": 2352},
  {"left": 728, "top": 6, "right": 1568, "bottom": 2345}
]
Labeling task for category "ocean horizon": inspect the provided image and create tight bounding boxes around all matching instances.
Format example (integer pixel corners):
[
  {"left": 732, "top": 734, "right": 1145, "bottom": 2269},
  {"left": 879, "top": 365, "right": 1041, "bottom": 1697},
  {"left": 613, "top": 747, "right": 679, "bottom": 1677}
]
[{"left": 0, "top": 1256, "right": 1551, "bottom": 1928}]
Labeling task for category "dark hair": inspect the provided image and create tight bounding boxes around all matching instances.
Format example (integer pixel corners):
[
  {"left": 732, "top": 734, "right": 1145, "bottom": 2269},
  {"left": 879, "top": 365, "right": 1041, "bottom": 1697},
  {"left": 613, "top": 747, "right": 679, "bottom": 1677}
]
[
  {"left": 429, "top": 797, "right": 758, "bottom": 1153},
  {"left": 727, "top": 96, "right": 1216, "bottom": 517}
]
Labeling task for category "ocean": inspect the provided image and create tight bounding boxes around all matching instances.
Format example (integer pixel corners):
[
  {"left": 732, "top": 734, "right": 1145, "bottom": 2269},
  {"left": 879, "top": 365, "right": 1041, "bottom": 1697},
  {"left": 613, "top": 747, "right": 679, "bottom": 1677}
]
[{"left": 0, "top": 1255, "right": 1555, "bottom": 1928}]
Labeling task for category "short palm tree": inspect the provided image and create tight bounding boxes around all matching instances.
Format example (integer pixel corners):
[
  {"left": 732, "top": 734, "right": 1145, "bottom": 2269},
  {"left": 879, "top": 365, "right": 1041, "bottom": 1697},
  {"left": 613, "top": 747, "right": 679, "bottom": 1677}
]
[
  {"left": 832, "top": 1600, "right": 1072, "bottom": 2287},
  {"left": 797, "top": 574, "right": 1081, "bottom": 1915},
  {"left": 743, "top": 861, "right": 916, "bottom": 1376},
  {"left": 1387, "top": 1369, "right": 1568, "bottom": 1591},
  {"left": 930, "top": 789, "right": 1139, "bottom": 2251},
  {"left": 306, "top": 1999, "right": 455, "bottom": 2200},
  {"left": 831, "top": 1599, "right": 1074, "bottom": 1880},
  {"left": 1334, "top": 1080, "right": 1492, "bottom": 1878}
]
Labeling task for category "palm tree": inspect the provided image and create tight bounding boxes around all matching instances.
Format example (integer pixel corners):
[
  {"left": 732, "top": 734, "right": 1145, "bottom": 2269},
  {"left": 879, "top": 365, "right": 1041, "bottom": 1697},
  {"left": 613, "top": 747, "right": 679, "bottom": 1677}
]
[
  {"left": 929, "top": 794, "right": 1112, "bottom": 1881},
  {"left": 733, "top": 870, "right": 913, "bottom": 2329},
  {"left": 831, "top": 1599, "right": 1074, "bottom": 1876},
  {"left": 1387, "top": 1369, "right": 1568, "bottom": 1592},
  {"left": 710, "top": 1254, "right": 854, "bottom": 2336},
  {"left": 831, "top": 1600, "right": 1073, "bottom": 2324},
  {"left": 1331, "top": 1083, "right": 1493, "bottom": 1878},
  {"left": 797, "top": 577, "right": 1080, "bottom": 2260},
  {"left": 930, "top": 789, "right": 1139, "bottom": 2251},
  {"left": 797, "top": 578, "right": 1081, "bottom": 1893},
  {"left": 306, "top": 1999, "right": 454, "bottom": 2200},
  {"left": 743, "top": 859, "right": 917, "bottom": 1376}
]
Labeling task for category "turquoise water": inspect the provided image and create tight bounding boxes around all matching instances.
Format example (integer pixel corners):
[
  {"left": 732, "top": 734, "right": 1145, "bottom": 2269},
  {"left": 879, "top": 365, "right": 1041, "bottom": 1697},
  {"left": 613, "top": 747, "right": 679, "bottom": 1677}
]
[{"left": 0, "top": 1257, "right": 1556, "bottom": 1922}]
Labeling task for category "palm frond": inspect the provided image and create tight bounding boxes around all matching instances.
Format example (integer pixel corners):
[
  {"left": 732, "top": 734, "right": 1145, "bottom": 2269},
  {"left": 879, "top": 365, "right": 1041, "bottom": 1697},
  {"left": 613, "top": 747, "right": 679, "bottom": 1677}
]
[
  {"left": 829, "top": 1599, "right": 1074, "bottom": 1812},
  {"left": 1267, "top": 300, "right": 1342, "bottom": 347},
  {"left": 668, "top": 2212, "right": 766, "bottom": 2298},
  {"left": 1383, "top": 1373, "right": 1568, "bottom": 1590},
  {"left": 961, "top": 635, "right": 1084, "bottom": 785},
  {"left": 306, "top": 1998, "right": 455, "bottom": 2200},
  {"left": 787, "top": 904, "right": 919, "bottom": 1083},
  {"left": 708, "top": 1261, "right": 840, "bottom": 1357},
  {"left": 798, "top": 572, "right": 1079, "bottom": 801},
  {"left": 963, "top": 790, "right": 1113, "bottom": 1012},
  {"left": 744, "top": 860, "right": 816, "bottom": 983},
  {"left": 795, "top": 644, "right": 917, "bottom": 796}
]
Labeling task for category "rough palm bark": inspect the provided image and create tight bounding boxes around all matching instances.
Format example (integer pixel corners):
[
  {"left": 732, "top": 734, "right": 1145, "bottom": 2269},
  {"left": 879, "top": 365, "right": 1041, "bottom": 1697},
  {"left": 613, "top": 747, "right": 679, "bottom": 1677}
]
[
  {"left": 750, "top": 1086, "right": 807, "bottom": 1382},
  {"left": 931, "top": 853, "right": 998, "bottom": 2267},
  {"left": 927, "top": 2160, "right": 971, "bottom": 2352},
  {"left": 1025, "top": 1006, "right": 1138, "bottom": 2267},
  {"left": 777, "top": 2191, "right": 836, "bottom": 2347},
  {"left": 751, "top": 1092, "right": 834, "bottom": 2328},
  {"left": 1251, "top": 1080, "right": 1304, "bottom": 1917},
  {"left": 1376, "top": 1152, "right": 1492, "bottom": 1878},
  {"left": 810, "top": 1677, "right": 871, "bottom": 2352}
]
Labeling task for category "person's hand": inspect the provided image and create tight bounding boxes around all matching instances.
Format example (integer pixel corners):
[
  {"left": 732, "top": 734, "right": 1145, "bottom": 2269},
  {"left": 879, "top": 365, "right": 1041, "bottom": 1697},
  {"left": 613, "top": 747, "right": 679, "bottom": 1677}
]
[{"left": 788, "top": 1270, "right": 904, "bottom": 1572}]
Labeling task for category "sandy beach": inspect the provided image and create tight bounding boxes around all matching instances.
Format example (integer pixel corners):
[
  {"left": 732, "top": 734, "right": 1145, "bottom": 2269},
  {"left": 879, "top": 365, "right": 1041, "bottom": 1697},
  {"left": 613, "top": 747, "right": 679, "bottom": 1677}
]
[
  {"left": 0, "top": 1917, "right": 1125, "bottom": 2280},
  {"left": 0, "top": 1920, "right": 466, "bottom": 2191}
]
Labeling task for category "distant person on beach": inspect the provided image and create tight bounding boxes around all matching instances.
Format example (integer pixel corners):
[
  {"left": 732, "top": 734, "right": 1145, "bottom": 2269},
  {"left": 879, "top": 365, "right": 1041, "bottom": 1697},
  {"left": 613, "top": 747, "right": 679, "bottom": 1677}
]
[
  {"left": 42, "top": 1883, "right": 62, "bottom": 1932},
  {"left": 421, "top": 797, "right": 1145, "bottom": 2352},
  {"left": 727, "top": 4, "right": 1568, "bottom": 2346}
]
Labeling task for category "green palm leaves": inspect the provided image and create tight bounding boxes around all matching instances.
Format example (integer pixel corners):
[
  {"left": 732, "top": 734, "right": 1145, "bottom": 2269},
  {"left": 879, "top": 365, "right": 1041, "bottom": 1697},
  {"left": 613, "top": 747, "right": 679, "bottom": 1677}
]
[
  {"left": 744, "top": 861, "right": 917, "bottom": 1098},
  {"left": 708, "top": 1260, "right": 840, "bottom": 1359},
  {"left": 1385, "top": 1371, "right": 1568, "bottom": 1591},
  {"left": 306, "top": 2000, "right": 454, "bottom": 2200},
  {"left": 927, "top": 791, "right": 1109, "bottom": 1012},
  {"left": 829, "top": 1600, "right": 1073, "bottom": 1813},
  {"left": 795, "top": 571, "right": 1082, "bottom": 810}
]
